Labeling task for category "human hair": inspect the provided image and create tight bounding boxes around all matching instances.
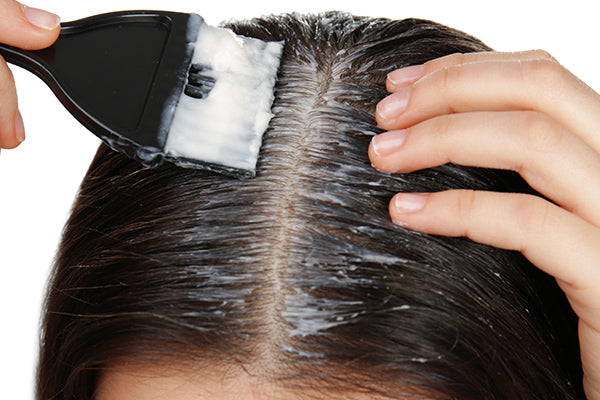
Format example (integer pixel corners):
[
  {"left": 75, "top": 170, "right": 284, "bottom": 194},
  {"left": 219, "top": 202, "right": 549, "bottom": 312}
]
[{"left": 37, "top": 12, "right": 582, "bottom": 400}]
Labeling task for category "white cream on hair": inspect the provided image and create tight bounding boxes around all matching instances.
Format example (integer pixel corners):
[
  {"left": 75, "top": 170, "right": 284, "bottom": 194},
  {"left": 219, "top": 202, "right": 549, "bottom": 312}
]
[{"left": 165, "top": 21, "right": 283, "bottom": 171}]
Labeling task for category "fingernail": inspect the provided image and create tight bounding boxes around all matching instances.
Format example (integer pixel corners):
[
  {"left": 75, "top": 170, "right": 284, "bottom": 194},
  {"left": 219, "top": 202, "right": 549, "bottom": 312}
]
[
  {"left": 15, "top": 110, "right": 25, "bottom": 143},
  {"left": 377, "top": 88, "right": 410, "bottom": 122},
  {"left": 393, "top": 193, "right": 427, "bottom": 213},
  {"left": 371, "top": 130, "right": 407, "bottom": 156},
  {"left": 388, "top": 64, "right": 425, "bottom": 88},
  {"left": 23, "top": 5, "right": 61, "bottom": 30}
]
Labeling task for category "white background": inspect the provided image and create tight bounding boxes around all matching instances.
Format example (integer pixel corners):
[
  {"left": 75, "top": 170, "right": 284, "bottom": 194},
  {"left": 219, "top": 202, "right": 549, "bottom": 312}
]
[{"left": 1, "top": 0, "right": 598, "bottom": 398}]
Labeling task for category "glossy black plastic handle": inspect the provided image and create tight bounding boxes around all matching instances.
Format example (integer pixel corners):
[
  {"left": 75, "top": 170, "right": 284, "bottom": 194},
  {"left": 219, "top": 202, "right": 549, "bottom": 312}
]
[{"left": 0, "top": 10, "right": 198, "bottom": 166}]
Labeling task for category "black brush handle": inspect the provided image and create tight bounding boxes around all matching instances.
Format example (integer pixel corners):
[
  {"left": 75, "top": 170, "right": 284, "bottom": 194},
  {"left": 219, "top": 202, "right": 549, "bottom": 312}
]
[{"left": 0, "top": 10, "right": 200, "bottom": 167}]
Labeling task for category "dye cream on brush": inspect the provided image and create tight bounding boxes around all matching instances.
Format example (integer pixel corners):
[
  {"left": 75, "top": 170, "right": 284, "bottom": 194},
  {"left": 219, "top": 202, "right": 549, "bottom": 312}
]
[
  {"left": 0, "top": 11, "right": 280, "bottom": 176},
  {"left": 165, "top": 21, "right": 284, "bottom": 173}
]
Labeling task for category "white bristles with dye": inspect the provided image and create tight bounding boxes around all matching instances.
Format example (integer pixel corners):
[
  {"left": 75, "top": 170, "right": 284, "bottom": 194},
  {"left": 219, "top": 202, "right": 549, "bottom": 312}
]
[{"left": 165, "top": 21, "right": 283, "bottom": 172}]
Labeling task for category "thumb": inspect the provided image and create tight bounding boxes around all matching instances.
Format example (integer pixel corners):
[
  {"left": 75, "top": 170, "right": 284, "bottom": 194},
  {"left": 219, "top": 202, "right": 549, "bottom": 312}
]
[{"left": 0, "top": 0, "right": 60, "bottom": 50}]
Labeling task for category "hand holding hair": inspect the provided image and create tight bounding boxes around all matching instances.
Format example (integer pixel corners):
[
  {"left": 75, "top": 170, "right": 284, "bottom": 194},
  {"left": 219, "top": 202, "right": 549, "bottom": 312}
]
[
  {"left": 369, "top": 50, "right": 600, "bottom": 400},
  {"left": 0, "top": 0, "right": 59, "bottom": 149},
  {"left": 37, "top": 14, "right": 585, "bottom": 398}
]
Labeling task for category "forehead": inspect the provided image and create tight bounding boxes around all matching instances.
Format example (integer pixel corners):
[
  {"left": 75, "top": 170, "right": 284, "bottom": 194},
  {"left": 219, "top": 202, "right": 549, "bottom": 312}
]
[
  {"left": 96, "top": 364, "right": 274, "bottom": 400},
  {"left": 95, "top": 363, "right": 415, "bottom": 400}
]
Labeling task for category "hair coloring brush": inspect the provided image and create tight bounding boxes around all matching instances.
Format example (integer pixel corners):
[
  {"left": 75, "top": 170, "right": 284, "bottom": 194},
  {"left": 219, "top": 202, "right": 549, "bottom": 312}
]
[{"left": 0, "top": 10, "right": 283, "bottom": 178}]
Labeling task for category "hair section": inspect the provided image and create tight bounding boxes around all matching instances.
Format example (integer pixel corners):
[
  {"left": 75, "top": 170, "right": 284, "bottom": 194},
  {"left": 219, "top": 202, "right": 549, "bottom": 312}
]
[{"left": 37, "top": 12, "right": 582, "bottom": 400}]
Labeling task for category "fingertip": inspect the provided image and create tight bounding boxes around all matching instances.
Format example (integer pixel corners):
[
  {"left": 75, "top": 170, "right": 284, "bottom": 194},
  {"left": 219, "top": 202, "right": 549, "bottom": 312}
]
[
  {"left": 35, "top": 19, "right": 61, "bottom": 47},
  {"left": 386, "top": 64, "right": 425, "bottom": 92},
  {"left": 375, "top": 88, "right": 410, "bottom": 131},
  {"left": 374, "top": 108, "right": 389, "bottom": 129},
  {"left": 14, "top": 109, "right": 25, "bottom": 144},
  {"left": 367, "top": 138, "right": 378, "bottom": 164},
  {"left": 388, "top": 192, "right": 427, "bottom": 229},
  {"left": 385, "top": 79, "right": 397, "bottom": 93},
  {"left": 0, "top": 2, "right": 61, "bottom": 50},
  {"left": 0, "top": 109, "right": 24, "bottom": 149},
  {"left": 375, "top": 104, "right": 399, "bottom": 131},
  {"left": 21, "top": 5, "right": 61, "bottom": 49},
  {"left": 369, "top": 130, "right": 412, "bottom": 173},
  {"left": 23, "top": 5, "right": 61, "bottom": 31},
  {"left": 0, "top": 132, "right": 19, "bottom": 149},
  {"left": 368, "top": 134, "right": 389, "bottom": 167},
  {"left": 391, "top": 193, "right": 428, "bottom": 214}
]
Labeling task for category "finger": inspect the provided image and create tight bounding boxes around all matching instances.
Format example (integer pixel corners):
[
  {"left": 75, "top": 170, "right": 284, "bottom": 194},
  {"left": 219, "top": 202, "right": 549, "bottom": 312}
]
[
  {"left": 388, "top": 190, "right": 600, "bottom": 306},
  {"left": 0, "top": 0, "right": 60, "bottom": 50},
  {"left": 0, "top": 54, "right": 22, "bottom": 149},
  {"left": 376, "top": 58, "right": 600, "bottom": 153},
  {"left": 369, "top": 111, "right": 600, "bottom": 225},
  {"left": 389, "top": 189, "right": 600, "bottom": 398},
  {"left": 386, "top": 50, "right": 556, "bottom": 92}
]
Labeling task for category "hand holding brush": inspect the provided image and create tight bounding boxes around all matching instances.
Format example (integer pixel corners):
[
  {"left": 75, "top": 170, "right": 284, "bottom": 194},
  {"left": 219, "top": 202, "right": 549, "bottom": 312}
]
[{"left": 0, "top": 0, "right": 60, "bottom": 150}]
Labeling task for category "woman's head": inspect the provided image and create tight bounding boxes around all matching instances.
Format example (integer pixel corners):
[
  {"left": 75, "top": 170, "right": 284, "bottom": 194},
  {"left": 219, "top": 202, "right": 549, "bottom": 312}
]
[{"left": 38, "top": 12, "right": 582, "bottom": 400}]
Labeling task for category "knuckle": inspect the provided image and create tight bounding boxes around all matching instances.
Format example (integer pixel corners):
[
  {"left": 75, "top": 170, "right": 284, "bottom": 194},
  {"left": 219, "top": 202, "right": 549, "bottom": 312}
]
[
  {"left": 528, "top": 49, "right": 556, "bottom": 61},
  {"left": 437, "top": 65, "right": 461, "bottom": 106},
  {"left": 446, "top": 52, "right": 468, "bottom": 66},
  {"left": 455, "top": 189, "right": 478, "bottom": 223},
  {"left": 438, "top": 66, "right": 451, "bottom": 98},
  {"left": 430, "top": 115, "right": 459, "bottom": 163},
  {"left": 422, "top": 116, "right": 455, "bottom": 164},
  {"left": 509, "top": 194, "right": 549, "bottom": 238},
  {"left": 428, "top": 52, "right": 466, "bottom": 70},
  {"left": 521, "top": 111, "right": 564, "bottom": 154},
  {"left": 431, "top": 114, "right": 455, "bottom": 139},
  {"left": 519, "top": 57, "right": 566, "bottom": 91}
]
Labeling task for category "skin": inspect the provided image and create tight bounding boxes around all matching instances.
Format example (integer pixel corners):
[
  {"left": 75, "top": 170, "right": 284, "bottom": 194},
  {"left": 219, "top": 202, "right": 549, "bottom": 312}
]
[
  {"left": 0, "top": 0, "right": 59, "bottom": 149},
  {"left": 97, "top": 50, "right": 600, "bottom": 399},
  {"left": 96, "top": 364, "right": 284, "bottom": 400},
  {"left": 96, "top": 363, "right": 411, "bottom": 400},
  {"left": 370, "top": 50, "right": 600, "bottom": 400},
  {"left": 2, "top": 5, "right": 594, "bottom": 396}
]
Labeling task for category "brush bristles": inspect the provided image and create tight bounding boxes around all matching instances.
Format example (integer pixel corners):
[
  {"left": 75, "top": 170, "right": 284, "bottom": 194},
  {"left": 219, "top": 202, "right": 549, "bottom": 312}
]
[{"left": 164, "top": 20, "right": 283, "bottom": 175}]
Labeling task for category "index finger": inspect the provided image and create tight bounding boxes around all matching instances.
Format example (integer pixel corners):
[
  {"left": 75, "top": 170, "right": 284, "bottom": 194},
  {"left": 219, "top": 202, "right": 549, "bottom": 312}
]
[
  {"left": 386, "top": 50, "right": 556, "bottom": 92},
  {"left": 377, "top": 53, "right": 600, "bottom": 153}
]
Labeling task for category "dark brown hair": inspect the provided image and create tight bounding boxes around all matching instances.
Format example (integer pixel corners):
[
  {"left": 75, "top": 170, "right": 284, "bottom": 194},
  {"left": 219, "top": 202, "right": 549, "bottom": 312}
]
[{"left": 37, "top": 12, "right": 582, "bottom": 400}]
